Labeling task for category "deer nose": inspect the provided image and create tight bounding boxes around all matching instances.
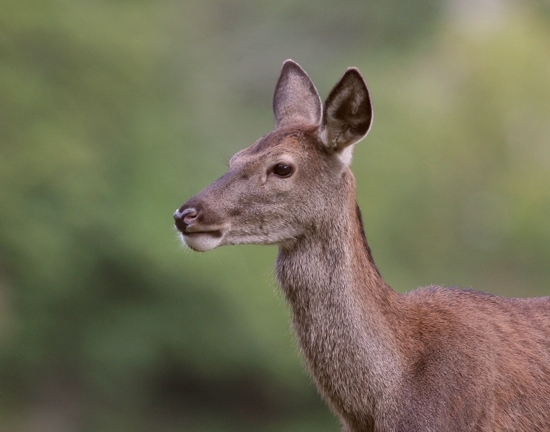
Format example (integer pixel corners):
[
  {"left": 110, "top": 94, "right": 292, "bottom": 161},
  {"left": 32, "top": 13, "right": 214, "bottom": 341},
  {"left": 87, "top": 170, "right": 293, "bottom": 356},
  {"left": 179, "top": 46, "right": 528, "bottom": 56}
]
[{"left": 174, "top": 207, "right": 199, "bottom": 232}]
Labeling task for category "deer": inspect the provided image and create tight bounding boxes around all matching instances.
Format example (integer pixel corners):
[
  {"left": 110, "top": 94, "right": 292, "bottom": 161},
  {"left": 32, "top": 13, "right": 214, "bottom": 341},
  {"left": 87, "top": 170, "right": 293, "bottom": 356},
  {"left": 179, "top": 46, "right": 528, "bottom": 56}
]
[{"left": 173, "top": 60, "right": 550, "bottom": 431}]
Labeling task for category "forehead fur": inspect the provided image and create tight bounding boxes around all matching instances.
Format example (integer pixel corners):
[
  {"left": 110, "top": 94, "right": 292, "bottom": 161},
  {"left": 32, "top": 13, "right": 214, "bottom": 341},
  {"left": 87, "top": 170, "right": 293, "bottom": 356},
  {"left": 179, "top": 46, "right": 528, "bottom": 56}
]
[
  {"left": 247, "top": 124, "right": 322, "bottom": 156},
  {"left": 229, "top": 124, "right": 345, "bottom": 177}
]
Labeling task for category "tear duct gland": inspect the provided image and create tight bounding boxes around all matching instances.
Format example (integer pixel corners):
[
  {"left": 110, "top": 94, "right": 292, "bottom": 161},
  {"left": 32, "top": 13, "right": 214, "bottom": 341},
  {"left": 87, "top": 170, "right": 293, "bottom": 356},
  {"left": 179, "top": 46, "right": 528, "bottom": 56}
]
[{"left": 174, "top": 60, "right": 550, "bottom": 432}]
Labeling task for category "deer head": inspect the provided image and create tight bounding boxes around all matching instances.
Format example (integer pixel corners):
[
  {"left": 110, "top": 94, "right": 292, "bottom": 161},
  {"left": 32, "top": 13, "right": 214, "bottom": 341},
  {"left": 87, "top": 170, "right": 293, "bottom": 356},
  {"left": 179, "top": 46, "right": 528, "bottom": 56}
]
[{"left": 174, "top": 60, "right": 373, "bottom": 252}]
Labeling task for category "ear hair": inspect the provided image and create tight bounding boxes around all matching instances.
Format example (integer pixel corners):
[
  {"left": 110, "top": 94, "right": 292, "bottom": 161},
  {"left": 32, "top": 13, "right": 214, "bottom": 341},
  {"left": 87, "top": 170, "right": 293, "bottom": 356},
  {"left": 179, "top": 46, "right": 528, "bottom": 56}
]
[{"left": 321, "top": 68, "right": 373, "bottom": 158}]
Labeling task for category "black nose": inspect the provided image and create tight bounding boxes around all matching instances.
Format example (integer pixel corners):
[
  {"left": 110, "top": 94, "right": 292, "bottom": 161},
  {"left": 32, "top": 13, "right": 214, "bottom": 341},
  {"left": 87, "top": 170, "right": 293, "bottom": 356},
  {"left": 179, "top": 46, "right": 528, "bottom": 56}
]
[{"left": 174, "top": 207, "right": 199, "bottom": 232}]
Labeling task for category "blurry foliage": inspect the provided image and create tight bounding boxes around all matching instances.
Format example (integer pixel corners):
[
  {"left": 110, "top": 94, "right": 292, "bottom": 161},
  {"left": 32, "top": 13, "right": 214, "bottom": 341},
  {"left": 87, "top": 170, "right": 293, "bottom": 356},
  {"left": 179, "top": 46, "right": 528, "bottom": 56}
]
[
  {"left": 0, "top": 0, "right": 549, "bottom": 431},
  {"left": 355, "top": 5, "right": 550, "bottom": 296}
]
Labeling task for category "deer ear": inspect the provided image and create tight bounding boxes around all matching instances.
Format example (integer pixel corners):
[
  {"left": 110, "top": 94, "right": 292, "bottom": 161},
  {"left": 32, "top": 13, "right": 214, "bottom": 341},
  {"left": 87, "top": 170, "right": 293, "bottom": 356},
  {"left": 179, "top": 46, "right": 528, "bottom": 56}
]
[
  {"left": 273, "top": 60, "right": 322, "bottom": 128},
  {"left": 321, "top": 68, "right": 373, "bottom": 157}
]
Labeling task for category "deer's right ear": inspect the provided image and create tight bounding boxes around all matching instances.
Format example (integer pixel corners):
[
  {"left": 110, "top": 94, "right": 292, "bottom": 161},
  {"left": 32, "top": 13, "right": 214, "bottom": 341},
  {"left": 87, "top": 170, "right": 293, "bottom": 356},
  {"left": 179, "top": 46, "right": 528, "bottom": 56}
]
[{"left": 273, "top": 60, "right": 322, "bottom": 128}]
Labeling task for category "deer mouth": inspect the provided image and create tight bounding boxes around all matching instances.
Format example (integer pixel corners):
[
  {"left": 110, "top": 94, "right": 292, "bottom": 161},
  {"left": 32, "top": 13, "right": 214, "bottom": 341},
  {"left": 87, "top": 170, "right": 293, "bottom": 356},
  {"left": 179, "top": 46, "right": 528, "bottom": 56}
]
[
  {"left": 180, "top": 229, "right": 225, "bottom": 252},
  {"left": 184, "top": 230, "right": 223, "bottom": 238}
]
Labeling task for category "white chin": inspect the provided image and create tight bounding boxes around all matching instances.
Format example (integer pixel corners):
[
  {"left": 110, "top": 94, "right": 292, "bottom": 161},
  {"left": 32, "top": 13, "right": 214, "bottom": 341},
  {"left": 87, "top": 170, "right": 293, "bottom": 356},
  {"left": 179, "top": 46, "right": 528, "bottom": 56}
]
[{"left": 182, "top": 233, "right": 223, "bottom": 252}]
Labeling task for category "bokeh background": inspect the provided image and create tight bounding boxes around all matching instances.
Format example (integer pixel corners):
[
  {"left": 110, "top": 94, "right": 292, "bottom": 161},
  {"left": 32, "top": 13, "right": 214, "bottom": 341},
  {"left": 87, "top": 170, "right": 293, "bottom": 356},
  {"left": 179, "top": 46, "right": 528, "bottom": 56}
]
[{"left": 1, "top": 0, "right": 550, "bottom": 430}]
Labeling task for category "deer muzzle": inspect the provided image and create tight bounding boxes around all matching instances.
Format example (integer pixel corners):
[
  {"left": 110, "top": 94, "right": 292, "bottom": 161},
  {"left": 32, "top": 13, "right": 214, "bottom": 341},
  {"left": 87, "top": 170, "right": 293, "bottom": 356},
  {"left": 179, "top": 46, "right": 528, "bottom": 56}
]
[{"left": 174, "top": 203, "right": 226, "bottom": 252}]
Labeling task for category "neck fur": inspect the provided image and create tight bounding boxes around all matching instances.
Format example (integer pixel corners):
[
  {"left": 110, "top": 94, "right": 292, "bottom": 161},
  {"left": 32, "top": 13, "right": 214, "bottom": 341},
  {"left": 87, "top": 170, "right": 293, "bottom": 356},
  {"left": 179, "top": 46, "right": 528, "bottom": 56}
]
[{"left": 276, "top": 172, "right": 402, "bottom": 426}]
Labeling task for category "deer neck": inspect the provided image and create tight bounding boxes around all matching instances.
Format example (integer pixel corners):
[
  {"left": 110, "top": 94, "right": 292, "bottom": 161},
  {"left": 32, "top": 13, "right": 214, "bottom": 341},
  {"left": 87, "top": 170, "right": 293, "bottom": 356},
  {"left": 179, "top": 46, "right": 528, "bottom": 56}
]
[{"left": 275, "top": 172, "right": 402, "bottom": 420}]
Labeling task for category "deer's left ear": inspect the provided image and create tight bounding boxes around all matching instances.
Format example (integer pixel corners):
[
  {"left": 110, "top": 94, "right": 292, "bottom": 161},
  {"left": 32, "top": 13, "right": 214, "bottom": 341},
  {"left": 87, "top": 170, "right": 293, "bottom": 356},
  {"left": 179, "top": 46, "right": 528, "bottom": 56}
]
[{"left": 321, "top": 68, "right": 373, "bottom": 159}]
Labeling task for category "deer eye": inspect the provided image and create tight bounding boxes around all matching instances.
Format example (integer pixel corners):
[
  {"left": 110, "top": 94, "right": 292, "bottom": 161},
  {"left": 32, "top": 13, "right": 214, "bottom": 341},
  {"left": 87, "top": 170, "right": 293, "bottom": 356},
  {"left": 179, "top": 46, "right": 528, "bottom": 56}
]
[{"left": 272, "top": 163, "right": 294, "bottom": 178}]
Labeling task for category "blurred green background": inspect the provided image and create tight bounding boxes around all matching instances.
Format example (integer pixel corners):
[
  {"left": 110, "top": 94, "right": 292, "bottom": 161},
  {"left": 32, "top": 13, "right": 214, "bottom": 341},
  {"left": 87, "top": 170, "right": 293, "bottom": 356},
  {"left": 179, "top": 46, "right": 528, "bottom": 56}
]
[{"left": 1, "top": 0, "right": 549, "bottom": 430}]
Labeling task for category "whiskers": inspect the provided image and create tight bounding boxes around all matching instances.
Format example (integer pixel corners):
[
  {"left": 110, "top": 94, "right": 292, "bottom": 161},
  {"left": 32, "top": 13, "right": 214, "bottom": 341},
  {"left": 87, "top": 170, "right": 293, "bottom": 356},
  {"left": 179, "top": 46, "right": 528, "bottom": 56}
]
[{"left": 173, "top": 227, "right": 191, "bottom": 254}]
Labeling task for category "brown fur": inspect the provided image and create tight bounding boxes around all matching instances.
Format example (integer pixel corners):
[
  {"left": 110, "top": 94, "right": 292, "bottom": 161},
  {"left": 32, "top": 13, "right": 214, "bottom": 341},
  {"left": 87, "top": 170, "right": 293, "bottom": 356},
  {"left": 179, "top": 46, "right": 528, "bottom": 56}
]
[{"left": 174, "top": 60, "right": 550, "bottom": 431}]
